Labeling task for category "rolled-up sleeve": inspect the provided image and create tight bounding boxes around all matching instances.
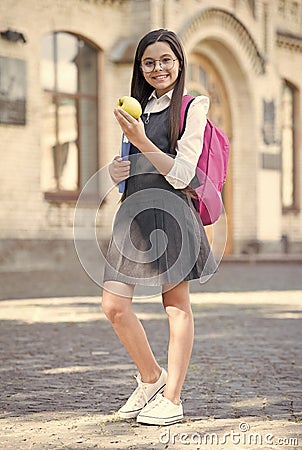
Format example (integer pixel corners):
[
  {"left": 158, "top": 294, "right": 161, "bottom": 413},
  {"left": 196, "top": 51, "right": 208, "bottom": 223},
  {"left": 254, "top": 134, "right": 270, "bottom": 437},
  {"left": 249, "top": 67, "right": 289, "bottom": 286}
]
[{"left": 164, "top": 95, "right": 209, "bottom": 189}]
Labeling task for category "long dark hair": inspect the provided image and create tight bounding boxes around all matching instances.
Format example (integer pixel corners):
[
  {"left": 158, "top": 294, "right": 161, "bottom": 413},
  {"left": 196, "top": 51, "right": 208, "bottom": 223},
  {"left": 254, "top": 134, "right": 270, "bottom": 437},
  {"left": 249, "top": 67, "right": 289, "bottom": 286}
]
[{"left": 131, "top": 29, "right": 186, "bottom": 155}]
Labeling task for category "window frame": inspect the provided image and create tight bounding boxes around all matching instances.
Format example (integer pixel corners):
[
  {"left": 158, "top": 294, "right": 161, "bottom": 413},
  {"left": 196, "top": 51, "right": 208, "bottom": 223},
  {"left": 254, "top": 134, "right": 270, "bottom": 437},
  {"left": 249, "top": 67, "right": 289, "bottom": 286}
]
[
  {"left": 281, "top": 80, "right": 300, "bottom": 214},
  {"left": 41, "top": 32, "right": 99, "bottom": 203}
]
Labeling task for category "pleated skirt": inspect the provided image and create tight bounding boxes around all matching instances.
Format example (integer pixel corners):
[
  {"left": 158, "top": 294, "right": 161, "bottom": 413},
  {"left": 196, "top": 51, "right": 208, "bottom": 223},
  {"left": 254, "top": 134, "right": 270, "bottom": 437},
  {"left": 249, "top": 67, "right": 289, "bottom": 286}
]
[{"left": 103, "top": 170, "right": 217, "bottom": 286}]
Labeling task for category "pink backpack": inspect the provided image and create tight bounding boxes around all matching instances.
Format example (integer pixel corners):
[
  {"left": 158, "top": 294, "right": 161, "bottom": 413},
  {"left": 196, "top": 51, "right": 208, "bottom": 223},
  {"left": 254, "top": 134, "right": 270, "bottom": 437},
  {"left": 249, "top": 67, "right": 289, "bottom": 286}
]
[{"left": 180, "top": 95, "right": 230, "bottom": 225}]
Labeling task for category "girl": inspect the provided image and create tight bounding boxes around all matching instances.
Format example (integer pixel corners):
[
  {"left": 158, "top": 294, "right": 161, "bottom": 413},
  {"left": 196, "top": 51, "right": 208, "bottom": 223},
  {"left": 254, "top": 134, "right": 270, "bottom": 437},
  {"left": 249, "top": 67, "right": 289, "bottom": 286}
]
[{"left": 102, "top": 29, "right": 217, "bottom": 426}]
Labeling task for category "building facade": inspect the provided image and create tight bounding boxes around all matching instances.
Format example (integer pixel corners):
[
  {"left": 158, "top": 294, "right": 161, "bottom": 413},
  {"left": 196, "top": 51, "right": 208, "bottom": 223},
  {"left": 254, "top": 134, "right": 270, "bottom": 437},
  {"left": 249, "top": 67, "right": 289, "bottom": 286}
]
[{"left": 0, "top": 0, "right": 302, "bottom": 273}]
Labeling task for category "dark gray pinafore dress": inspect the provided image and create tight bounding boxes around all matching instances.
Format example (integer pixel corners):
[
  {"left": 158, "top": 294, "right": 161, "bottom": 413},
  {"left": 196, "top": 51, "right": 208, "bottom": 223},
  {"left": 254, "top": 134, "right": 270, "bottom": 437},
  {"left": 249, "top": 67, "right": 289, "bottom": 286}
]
[{"left": 103, "top": 107, "right": 217, "bottom": 286}]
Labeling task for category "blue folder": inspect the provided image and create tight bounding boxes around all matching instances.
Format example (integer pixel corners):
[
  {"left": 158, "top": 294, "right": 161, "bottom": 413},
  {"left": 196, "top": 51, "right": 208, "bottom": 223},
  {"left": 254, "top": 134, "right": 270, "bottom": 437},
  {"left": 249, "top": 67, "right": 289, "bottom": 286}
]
[{"left": 118, "top": 134, "right": 131, "bottom": 193}]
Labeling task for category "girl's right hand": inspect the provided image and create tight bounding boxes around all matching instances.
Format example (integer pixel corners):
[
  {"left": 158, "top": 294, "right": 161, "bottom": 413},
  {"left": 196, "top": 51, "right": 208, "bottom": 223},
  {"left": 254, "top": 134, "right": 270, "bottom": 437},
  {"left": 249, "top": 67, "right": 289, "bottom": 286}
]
[{"left": 109, "top": 155, "right": 131, "bottom": 183}]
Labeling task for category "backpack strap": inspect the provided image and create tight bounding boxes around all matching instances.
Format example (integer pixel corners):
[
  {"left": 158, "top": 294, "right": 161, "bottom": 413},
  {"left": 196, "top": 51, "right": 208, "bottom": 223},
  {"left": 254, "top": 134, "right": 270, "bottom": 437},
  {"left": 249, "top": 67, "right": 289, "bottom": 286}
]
[{"left": 180, "top": 95, "right": 195, "bottom": 137}]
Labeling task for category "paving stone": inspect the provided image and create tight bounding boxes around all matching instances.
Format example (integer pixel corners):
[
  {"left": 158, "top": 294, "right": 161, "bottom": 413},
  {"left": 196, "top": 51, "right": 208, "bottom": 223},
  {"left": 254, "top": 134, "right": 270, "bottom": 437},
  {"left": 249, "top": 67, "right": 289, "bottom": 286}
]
[{"left": 0, "top": 290, "right": 301, "bottom": 449}]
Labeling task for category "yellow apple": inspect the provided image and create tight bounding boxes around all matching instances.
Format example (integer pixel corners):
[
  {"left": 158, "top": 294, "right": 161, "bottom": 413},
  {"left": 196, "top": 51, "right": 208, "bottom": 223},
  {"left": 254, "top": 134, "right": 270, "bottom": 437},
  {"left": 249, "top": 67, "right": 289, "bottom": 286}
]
[{"left": 117, "top": 96, "right": 142, "bottom": 119}]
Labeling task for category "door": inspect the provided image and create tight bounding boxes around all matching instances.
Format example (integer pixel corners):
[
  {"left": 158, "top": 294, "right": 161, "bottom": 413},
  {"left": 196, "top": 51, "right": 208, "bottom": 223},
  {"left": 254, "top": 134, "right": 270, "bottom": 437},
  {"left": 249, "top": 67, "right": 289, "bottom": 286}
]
[{"left": 187, "top": 53, "right": 233, "bottom": 254}]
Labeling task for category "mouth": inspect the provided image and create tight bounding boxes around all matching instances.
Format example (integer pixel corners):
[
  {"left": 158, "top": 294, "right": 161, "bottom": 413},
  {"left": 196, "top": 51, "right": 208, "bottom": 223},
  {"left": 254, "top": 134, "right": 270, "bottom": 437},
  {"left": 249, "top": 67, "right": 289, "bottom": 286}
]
[{"left": 152, "top": 74, "right": 169, "bottom": 81}]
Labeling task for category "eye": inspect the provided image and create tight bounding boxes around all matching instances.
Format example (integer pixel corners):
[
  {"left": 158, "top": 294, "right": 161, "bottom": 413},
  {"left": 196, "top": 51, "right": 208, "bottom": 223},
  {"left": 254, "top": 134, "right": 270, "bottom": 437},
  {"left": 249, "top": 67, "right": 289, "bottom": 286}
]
[
  {"left": 161, "top": 57, "right": 172, "bottom": 63},
  {"left": 144, "top": 60, "right": 154, "bottom": 67}
]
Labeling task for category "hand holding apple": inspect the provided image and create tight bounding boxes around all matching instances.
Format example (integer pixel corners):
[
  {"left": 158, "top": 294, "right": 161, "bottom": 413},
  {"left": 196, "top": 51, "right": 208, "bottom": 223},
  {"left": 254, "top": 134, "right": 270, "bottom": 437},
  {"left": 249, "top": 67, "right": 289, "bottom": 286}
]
[
  {"left": 117, "top": 96, "right": 142, "bottom": 119},
  {"left": 114, "top": 96, "right": 147, "bottom": 149}
]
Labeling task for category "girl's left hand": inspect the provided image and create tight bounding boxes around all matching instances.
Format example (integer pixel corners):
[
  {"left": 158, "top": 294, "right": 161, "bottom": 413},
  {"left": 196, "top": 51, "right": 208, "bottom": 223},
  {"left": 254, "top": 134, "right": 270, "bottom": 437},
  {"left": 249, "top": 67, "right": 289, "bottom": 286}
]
[{"left": 114, "top": 108, "right": 147, "bottom": 150}]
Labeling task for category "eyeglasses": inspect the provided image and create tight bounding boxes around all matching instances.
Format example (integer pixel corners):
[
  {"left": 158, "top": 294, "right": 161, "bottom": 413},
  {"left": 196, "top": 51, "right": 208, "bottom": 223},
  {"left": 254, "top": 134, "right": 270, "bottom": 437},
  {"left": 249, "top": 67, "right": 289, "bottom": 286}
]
[{"left": 141, "top": 57, "right": 178, "bottom": 73}]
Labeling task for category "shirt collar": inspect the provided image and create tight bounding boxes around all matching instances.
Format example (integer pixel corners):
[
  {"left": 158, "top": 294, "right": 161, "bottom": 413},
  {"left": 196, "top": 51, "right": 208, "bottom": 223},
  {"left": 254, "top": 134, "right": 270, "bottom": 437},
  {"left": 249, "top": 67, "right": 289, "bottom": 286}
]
[
  {"left": 148, "top": 88, "right": 187, "bottom": 101},
  {"left": 148, "top": 89, "right": 174, "bottom": 101}
]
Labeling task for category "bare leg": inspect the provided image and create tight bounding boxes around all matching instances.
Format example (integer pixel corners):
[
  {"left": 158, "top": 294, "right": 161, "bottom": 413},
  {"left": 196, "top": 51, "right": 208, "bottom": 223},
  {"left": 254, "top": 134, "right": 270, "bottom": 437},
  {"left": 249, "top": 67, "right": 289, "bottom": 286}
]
[
  {"left": 101, "top": 281, "right": 161, "bottom": 383},
  {"left": 162, "top": 281, "right": 194, "bottom": 404}
]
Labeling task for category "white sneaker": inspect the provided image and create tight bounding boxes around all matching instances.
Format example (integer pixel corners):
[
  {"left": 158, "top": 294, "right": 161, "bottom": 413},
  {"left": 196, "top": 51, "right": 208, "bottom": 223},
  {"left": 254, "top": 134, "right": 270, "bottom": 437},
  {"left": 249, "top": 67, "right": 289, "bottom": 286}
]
[
  {"left": 118, "top": 368, "right": 167, "bottom": 419},
  {"left": 137, "top": 393, "right": 183, "bottom": 425}
]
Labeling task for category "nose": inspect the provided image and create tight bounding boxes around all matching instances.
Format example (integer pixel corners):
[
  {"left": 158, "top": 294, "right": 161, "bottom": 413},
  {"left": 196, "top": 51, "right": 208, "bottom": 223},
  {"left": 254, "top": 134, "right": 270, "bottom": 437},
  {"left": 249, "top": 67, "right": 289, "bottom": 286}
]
[{"left": 153, "top": 60, "right": 163, "bottom": 71}]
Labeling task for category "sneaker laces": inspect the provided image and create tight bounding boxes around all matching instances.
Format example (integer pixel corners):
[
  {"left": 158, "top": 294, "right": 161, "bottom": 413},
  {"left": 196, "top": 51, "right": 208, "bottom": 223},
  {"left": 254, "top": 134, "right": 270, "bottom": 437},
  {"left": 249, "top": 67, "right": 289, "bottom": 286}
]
[
  {"left": 146, "top": 394, "right": 182, "bottom": 411},
  {"left": 124, "top": 374, "right": 149, "bottom": 409},
  {"left": 135, "top": 374, "right": 149, "bottom": 405},
  {"left": 146, "top": 393, "right": 165, "bottom": 410}
]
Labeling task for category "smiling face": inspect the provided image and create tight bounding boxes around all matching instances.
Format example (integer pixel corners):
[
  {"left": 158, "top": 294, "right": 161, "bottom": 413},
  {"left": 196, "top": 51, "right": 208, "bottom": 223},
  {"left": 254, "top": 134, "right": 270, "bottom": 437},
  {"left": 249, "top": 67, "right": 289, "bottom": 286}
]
[{"left": 141, "top": 41, "right": 180, "bottom": 98}]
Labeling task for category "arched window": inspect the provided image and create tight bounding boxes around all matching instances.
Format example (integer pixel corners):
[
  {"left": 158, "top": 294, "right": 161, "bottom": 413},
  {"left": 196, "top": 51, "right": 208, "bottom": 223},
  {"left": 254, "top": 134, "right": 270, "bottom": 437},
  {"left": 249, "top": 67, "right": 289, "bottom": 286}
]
[
  {"left": 41, "top": 32, "right": 99, "bottom": 201},
  {"left": 187, "top": 55, "right": 229, "bottom": 130},
  {"left": 281, "top": 81, "right": 298, "bottom": 212}
]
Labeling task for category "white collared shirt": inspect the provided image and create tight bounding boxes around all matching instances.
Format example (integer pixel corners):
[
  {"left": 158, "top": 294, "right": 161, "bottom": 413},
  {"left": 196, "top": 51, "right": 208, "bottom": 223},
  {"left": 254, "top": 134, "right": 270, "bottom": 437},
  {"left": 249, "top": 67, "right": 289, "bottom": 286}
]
[{"left": 144, "top": 89, "right": 209, "bottom": 189}]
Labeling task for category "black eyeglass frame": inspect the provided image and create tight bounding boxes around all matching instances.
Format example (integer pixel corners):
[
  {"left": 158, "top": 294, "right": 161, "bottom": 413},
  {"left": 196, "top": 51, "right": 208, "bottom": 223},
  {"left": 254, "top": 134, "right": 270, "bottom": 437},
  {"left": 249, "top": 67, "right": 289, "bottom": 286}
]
[{"left": 140, "top": 57, "right": 178, "bottom": 73}]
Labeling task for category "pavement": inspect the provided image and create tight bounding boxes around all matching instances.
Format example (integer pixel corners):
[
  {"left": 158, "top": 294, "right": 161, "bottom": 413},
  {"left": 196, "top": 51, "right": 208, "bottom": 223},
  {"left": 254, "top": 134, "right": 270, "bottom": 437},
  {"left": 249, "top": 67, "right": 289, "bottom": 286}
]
[
  {"left": 1, "top": 258, "right": 302, "bottom": 300},
  {"left": 0, "top": 269, "right": 301, "bottom": 450}
]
